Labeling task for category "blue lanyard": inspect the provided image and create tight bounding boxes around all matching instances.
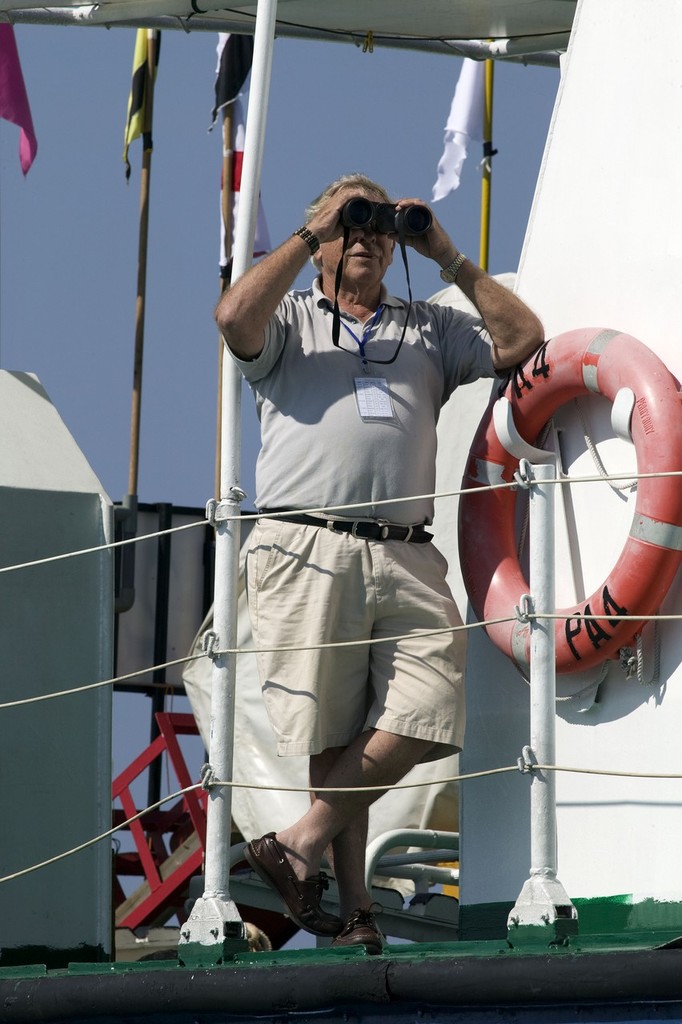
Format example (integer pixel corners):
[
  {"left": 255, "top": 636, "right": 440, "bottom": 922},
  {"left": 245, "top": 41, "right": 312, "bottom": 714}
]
[{"left": 340, "top": 304, "right": 385, "bottom": 362}]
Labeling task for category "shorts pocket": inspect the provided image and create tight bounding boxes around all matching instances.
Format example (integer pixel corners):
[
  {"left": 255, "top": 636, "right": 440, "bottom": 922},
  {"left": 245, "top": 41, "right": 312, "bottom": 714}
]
[{"left": 248, "top": 520, "right": 285, "bottom": 592}]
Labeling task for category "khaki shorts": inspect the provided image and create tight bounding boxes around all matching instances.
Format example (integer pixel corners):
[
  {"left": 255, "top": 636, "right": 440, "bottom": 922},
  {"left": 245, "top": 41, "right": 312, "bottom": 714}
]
[{"left": 245, "top": 518, "right": 466, "bottom": 762}]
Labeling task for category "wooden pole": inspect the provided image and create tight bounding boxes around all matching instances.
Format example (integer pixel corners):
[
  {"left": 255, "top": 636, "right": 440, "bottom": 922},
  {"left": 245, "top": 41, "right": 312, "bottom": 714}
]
[{"left": 128, "top": 29, "right": 158, "bottom": 496}]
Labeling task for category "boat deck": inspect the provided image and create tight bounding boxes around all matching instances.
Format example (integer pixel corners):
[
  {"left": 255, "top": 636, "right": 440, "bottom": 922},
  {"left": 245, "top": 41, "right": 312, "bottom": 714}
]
[{"left": 3, "top": 933, "right": 682, "bottom": 1024}]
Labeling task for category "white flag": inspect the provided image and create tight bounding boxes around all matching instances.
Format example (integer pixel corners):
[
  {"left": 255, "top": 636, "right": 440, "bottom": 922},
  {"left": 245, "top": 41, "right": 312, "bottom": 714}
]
[{"left": 431, "top": 59, "right": 485, "bottom": 202}]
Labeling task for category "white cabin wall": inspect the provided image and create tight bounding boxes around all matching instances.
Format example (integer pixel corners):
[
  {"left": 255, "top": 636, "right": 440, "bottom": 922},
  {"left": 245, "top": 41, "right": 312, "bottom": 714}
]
[
  {"left": 460, "top": 0, "right": 682, "bottom": 911},
  {"left": 0, "top": 371, "right": 113, "bottom": 964}
]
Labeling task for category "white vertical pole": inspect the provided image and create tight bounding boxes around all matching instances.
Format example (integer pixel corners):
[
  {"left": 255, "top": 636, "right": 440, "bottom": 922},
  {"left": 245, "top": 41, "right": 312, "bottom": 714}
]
[
  {"left": 230, "top": 0, "right": 277, "bottom": 286},
  {"left": 528, "top": 461, "right": 558, "bottom": 877},
  {"left": 178, "top": 0, "right": 278, "bottom": 965},
  {"left": 507, "top": 458, "right": 577, "bottom": 941},
  {"left": 491, "top": 399, "right": 577, "bottom": 941}
]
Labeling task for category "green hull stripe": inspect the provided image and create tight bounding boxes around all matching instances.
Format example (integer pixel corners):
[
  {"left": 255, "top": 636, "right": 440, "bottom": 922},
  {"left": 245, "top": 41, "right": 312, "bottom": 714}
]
[{"left": 459, "top": 894, "right": 682, "bottom": 944}]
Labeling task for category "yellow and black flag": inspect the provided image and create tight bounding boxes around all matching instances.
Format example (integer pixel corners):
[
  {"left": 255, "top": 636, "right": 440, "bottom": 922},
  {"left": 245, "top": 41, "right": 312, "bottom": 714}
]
[{"left": 123, "top": 28, "right": 160, "bottom": 180}]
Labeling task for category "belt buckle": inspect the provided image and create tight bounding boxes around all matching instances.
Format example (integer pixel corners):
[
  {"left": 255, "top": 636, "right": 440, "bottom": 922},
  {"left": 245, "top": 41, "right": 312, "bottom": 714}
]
[
  {"left": 351, "top": 521, "right": 361, "bottom": 538},
  {"left": 376, "top": 519, "right": 413, "bottom": 542},
  {"left": 326, "top": 519, "right": 340, "bottom": 533}
]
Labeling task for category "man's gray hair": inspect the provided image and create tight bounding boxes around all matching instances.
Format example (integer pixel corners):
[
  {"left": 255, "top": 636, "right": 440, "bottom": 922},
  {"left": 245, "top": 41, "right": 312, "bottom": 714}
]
[{"left": 306, "top": 173, "right": 393, "bottom": 221}]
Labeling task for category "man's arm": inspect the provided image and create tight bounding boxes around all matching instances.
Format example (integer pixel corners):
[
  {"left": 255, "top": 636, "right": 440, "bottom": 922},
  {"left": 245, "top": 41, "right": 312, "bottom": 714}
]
[
  {"left": 452, "top": 259, "right": 545, "bottom": 371},
  {"left": 214, "top": 235, "right": 313, "bottom": 360},
  {"left": 394, "top": 199, "right": 544, "bottom": 371},
  {"left": 215, "top": 196, "right": 347, "bottom": 360}
]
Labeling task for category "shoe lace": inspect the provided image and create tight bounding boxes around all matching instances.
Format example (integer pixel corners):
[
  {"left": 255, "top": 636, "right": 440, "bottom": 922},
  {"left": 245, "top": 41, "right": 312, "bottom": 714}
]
[
  {"left": 310, "top": 871, "right": 330, "bottom": 895},
  {"left": 344, "top": 902, "right": 383, "bottom": 931}
]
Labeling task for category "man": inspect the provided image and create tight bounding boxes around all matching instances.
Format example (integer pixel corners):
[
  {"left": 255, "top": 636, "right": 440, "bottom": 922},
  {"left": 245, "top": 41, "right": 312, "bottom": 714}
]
[{"left": 215, "top": 173, "right": 544, "bottom": 954}]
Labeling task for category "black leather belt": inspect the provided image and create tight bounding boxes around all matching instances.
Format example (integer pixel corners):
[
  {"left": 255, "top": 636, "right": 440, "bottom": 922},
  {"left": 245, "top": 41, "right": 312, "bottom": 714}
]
[{"left": 259, "top": 510, "right": 433, "bottom": 544}]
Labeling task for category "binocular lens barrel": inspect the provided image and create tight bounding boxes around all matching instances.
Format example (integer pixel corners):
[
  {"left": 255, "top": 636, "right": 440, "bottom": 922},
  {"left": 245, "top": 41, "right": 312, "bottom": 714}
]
[
  {"left": 400, "top": 205, "right": 432, "bottom": 236},
  {"left": 341, "top": 197, "right": 375, "bottom": 229},
  {"left": 340, "top": 197, "right": 432, "bottom": 236}
]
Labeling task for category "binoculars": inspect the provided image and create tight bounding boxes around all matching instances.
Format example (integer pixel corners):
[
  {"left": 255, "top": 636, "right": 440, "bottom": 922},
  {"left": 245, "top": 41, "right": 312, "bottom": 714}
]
[{"left": 341, "top": 197, "right": 432, "bottom": 236}]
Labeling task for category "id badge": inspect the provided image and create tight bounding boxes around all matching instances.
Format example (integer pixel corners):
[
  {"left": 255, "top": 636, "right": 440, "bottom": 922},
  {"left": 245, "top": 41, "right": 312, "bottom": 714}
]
[{"left": 354, "top": 377, "right": 395, "bottom": 421}]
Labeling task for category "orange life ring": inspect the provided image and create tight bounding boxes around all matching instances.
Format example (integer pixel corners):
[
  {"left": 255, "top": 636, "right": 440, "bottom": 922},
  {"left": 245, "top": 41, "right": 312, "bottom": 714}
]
[{"left": 458, "top": 327, "right": 682, "bottom": 675}]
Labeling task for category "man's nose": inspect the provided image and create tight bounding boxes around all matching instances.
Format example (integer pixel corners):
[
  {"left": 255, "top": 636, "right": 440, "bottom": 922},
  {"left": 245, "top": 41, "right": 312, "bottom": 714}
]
[{"left": 351, "top": 224, "right": 377, "bottom": 241}]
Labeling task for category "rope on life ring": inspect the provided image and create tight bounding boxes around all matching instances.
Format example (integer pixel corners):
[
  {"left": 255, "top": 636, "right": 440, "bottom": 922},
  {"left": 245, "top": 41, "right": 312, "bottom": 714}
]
[{"left": 458, "top": 327, "right": 682, "bottom": 676}]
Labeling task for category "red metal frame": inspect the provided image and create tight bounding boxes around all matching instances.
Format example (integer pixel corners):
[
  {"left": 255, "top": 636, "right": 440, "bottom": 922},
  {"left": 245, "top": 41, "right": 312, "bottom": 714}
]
[{"left": 112, "top": 711, "right": 207, "bottom": 930}]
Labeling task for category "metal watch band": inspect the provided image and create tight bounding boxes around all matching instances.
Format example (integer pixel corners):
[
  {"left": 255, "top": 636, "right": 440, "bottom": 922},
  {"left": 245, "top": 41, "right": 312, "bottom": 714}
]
[{"left": 439, "top": 252, "right": 467, "bottom": 283}]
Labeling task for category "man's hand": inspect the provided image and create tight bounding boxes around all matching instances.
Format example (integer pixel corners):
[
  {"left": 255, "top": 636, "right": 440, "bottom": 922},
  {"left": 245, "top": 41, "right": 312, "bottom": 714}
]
[
  {"left": 389, "top": 197, "right": 544, "bottom": 370},
  {"left": 306, "top": 190, "right": 354, "bottom": 245},
  {"left": 390, "top": 198, "right": 455, "bottom": 266}
]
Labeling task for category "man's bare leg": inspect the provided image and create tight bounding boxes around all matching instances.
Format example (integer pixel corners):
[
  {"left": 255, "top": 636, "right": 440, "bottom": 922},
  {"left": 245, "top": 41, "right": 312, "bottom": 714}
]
[
  {"left": 307, "top": 746, "right": 371, "bottom": 916},
  {"left": 275, "top": 728, "right": 434, "bottom": 914}
]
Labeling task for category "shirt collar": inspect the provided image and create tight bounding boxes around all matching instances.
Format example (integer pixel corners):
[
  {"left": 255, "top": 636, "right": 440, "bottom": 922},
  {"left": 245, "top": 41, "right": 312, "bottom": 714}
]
[{"left": 312, "top": 276, "right": 404, "bottom": 314}]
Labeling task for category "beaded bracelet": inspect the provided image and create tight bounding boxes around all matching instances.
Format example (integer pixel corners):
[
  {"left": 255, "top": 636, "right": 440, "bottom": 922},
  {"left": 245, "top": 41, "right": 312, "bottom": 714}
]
[{"left": 292, "top": 225, "right": 321, "bottom": 255}]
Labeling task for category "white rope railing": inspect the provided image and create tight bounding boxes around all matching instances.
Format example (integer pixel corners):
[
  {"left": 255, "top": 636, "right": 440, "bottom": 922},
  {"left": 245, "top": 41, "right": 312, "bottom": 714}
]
[
  {"left": 2, "top": 467, "right": 682, "bottom": 576},
  {"left": 0, "top": 652, "right": 207, "bottom": 709},
  {"left": 4, "top": 605, "right": 682, "bottom": 712},
  {"left": 3, "top": 759, "right": 682, "bottom": 887},
  {"left": 0, "top": 516, "right": 208, "bottom": 575}
]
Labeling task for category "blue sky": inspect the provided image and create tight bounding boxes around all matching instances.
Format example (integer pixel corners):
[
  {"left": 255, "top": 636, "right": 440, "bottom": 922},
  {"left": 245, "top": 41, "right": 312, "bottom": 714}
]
[{"left": 0, "top": 25, "right": 558, "bottom": 512}]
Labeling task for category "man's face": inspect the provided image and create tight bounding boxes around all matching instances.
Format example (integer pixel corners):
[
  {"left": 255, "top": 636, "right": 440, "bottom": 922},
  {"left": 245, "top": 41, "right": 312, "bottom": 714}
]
[{"left": 318, "top": 189, "right": 395, "bottom": 291}]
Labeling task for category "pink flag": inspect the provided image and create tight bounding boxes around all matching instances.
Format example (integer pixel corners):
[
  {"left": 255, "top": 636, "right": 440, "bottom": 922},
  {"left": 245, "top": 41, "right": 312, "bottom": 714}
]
[{"left": 0, "top": 25, "right": 37, "bottom": 175}]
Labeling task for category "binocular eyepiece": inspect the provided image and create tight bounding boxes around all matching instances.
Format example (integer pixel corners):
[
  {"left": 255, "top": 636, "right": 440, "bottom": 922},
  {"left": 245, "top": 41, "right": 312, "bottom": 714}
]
[{"left": 341, "top": 197, "right": 432, "bottom": 236}]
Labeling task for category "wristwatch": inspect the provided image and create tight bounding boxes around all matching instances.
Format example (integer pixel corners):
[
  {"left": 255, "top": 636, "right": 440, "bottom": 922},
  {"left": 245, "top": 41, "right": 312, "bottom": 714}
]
[{"left": 439, "top": 252, "right": 467, "bottom": 283}]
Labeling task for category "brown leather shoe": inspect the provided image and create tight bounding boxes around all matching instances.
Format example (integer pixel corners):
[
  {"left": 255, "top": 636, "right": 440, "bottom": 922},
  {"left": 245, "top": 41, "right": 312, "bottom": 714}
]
[
  {"left": 244, "top": 833, "right": 343, "bottom": 937},
  {"left": 331, "top": 906, "right": 385, "bottom": 955}
]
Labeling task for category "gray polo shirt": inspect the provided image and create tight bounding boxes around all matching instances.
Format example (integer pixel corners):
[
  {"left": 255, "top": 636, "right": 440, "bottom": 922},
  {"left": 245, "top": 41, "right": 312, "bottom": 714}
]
[{"left": 232, "top": 278, "right": 496, "bottom": 525}]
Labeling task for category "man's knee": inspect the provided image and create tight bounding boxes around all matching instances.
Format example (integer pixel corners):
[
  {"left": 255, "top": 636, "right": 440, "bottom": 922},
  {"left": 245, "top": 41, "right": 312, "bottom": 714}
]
[{"left": 310, "top": 745, "right": 347, "bottom": 785}]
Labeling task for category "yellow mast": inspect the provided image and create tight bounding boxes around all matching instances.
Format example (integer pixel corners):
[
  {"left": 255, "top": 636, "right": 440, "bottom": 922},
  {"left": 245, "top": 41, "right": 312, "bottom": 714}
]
[{"left": 479, "top": 58, "right": 495, "bottom": 272}]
